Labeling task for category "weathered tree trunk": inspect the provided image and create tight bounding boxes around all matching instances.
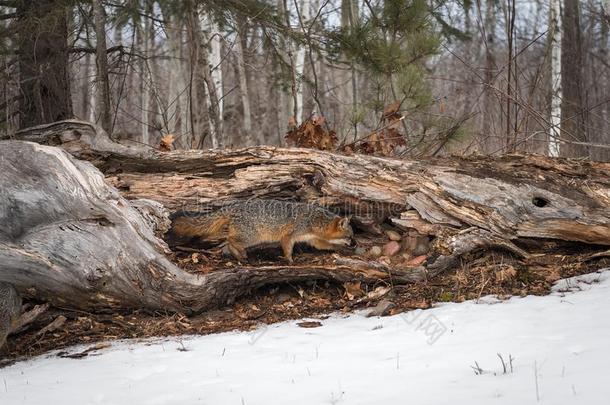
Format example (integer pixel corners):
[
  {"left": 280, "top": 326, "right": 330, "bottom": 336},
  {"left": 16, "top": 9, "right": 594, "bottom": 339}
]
[
  {"left": 0, "top": 140, "right": 419, "bottom": 314},
  {"left": 2, "top": 120, "right": 609, "bottom": 314}
]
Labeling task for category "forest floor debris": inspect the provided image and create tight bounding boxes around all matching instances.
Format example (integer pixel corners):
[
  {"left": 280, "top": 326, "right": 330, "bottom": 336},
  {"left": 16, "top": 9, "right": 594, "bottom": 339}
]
[{"left": 2, "top": 243, "right": 607, "bottom": 366}]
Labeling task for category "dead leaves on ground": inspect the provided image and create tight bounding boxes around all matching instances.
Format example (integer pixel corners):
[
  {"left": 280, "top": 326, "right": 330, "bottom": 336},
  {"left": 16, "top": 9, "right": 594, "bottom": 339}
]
[{"left": 343, "top": 281, "right": 364, "bottom": 300}]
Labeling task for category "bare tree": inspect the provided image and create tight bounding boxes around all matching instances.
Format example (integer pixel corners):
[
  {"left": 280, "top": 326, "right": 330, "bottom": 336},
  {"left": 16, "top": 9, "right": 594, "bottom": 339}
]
[
  {"left": 139, "top": 1, "right": 153, "bottom": 146},
  {"left": 92, "top": 0, "right": 112, "bottom": 133},
  {"left": 16, "top": 0, "right": 73, "bottom": 128},
  {"left": 200, "top": 12, "right": 223, "bottom": 148},
  {"left": 560, "top": 0, "right": 587, "bottom": 157},
  {"left": 341, "top": 0, "right": 359, "bottom": 138},
  {"left": 235, "top": 17, "right": 253, "bottom": 140},
  {"left": 294, "top": 0, "right": 311, "bottom": 123},
  {"left": 549, "top": 0, "right": 562, "bottom": 157}
]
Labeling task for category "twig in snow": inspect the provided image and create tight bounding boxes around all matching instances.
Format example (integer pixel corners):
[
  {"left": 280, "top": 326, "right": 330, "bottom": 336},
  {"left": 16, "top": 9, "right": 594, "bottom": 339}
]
[
  {"left": 498, "top": 353, "right": 513, "bottom": 374},
  {"left": 471, "top": 361, "right": 484, "bottom": 375}
]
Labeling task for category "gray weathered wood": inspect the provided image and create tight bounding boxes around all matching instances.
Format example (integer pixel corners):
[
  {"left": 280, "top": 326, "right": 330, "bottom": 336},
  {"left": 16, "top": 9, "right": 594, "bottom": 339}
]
[{"left": 0, "top": 141, "right": 422, "bottom": 313}]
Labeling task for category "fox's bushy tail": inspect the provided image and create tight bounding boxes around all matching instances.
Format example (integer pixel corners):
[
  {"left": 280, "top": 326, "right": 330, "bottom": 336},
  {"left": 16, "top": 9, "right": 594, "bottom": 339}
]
[{"left": 166, "top": 211, "right": 230, "bottom": 243}]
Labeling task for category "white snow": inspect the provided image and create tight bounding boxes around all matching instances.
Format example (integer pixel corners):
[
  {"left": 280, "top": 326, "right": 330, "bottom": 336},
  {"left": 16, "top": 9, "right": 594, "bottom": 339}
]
[{"left": 2, "top": 269, "right": 610, "bottom": 405}]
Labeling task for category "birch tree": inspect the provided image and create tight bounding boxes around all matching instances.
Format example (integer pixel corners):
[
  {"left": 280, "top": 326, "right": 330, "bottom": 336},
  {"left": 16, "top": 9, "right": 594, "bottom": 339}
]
[
  {"left": 85, "top": 53, "right": 96, "bottom": 123},
  {"left": 140, "top": 2, "right": 152, "bottom": 146},
  {"left": 200, "top": 12, "right": 223, "bottom": 148},
  {"left": 341, "top": 0, "right": 359, "bottom": 137},
  {"left": 235, "top": 19, "right": 252, "bottom": 140},
  {"left": 548, "top": 0, "right": 562, "bottom": 157},
  {"left": 294, "top": 0, "right": 311, "bottom": 123},
  {"left": 276, "top": 0, "right": 291, "bottom": 133}
]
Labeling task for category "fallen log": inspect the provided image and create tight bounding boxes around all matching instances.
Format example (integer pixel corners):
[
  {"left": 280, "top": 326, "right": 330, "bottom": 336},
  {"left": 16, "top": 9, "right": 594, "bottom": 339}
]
[
  {"left": 1, "top": 120, "right": 609, "bottom": 314},
  {"left": 0, "top": 141, "right": 427, "bottom": 313},
  {"left": 9, "top": 119, "right": 609, "bottom": 245}
]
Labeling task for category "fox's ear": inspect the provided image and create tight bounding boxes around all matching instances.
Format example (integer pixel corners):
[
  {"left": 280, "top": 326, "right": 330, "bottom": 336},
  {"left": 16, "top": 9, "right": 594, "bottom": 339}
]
[{"left": 339, "top": 217, "right": 350, "bottom": 229}]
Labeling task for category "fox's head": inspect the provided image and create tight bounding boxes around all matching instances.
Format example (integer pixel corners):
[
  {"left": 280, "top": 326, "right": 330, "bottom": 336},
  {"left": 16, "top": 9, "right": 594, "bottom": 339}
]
[{"left": 322, "top": 216, "right": 354, "bottom": 246}]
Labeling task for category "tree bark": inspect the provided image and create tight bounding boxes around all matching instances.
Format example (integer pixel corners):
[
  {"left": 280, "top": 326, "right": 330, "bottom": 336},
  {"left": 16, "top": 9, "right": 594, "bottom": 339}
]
[
  {"left": 16, "top": 0, "right": 73, "bottom": 128},
  {"left": 0, "top": 140, "right": 420, "bottom": 313},
  {"left": 164, "top": 14, "right": 188, "bottom": 145},
  {"left": 481, "top": 0, "right": 497, "bottom": 154},
  {"left": 92, "top": 0, "right": 112, "bottom": 133},
  {"left": 548, "top": 0, "right": 562, "bottom": 157},
  {"left": 139, "top": 0, "right": 152, "bottom": 146},
  {"left": 8, "top": 119, "right": 610, "bottom": 245},
  {"left": 294, "top": 0, "right": 311, "bottom": 123},
  {"left": 2, "top": 120, "right": 609, "bottom": 314},
  {"left": 560, "top": 0, "right": 587, "bottom": 158},
  {"left": 199, "top": 10, "right": 223, "bottom": 148},
  {"left": 235, "top": 22, "right": 252, "bottom": 141}
]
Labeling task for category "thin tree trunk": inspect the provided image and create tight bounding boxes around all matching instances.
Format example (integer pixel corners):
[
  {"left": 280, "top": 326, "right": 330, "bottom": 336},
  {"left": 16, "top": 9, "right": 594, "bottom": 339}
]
[
  {"left": 480, "top": 0, "right": 497, "bottom": 153},
  {"left": 276, "top": 0, "right": 290, "bottom": 137},
  {"left": 341, "top": 0, "right": 358, "bottom": 138},
  {"left": 185, "top": 5, "right": 202, "bottom": 148},
  {"left": 166, "top": 16, "right": 188, "bottom": 144},
  {"left": 200, "top": 12, "right": 223, "bottom": 148},
  {"left": 504, "top": 0, "right": 516, "bottom": 152},
  {"left": 548, "top": 0, "right": 562, "bottom": 157},
  {"left": 92, "top": 0, "right": 112, "bottom": 133},
  {"left": 560, "top": 0, "right": 587, "bottom": 158},
  {"left": 82, "top": 53, "right": 95, "bottom": 122},
  {"left": 16, "top": 0, "right": 73, "bottom": 128},
  {"left": 235, "top": 22, "right": 252, "bottom": 142},
  {"left": 140, "top": 4, "right": 151, "bottom": 146},
  {"left": 179, "top": 27, "right": 189, "bottom": 143},
  {"left": 294, "top": 0, "right": 311, "bottom": 123}
]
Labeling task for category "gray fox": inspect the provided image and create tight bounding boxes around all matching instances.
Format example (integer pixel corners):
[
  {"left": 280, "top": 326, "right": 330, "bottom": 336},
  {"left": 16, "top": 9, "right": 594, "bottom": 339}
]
[{"left": 167, "top": 200, "right": 354, "bottom": 262}]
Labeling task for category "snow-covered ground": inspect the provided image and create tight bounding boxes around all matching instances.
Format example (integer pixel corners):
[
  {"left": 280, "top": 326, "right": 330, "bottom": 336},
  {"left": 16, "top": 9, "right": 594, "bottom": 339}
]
[{"left": 2, "top": 270, "right": 609, "bottom": 405}]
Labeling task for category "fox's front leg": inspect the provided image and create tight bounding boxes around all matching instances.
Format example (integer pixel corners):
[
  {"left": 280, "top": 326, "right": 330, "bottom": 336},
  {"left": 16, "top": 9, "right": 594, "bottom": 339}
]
[
  {"left": 309, "top": 238, "right": 338, "bottom": 251},
  {"left": 310, "top": 237, "right": 353, "bottom": 254},
  {"left": 280, "top": 235, "right": 295, "bottom": 263}
]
